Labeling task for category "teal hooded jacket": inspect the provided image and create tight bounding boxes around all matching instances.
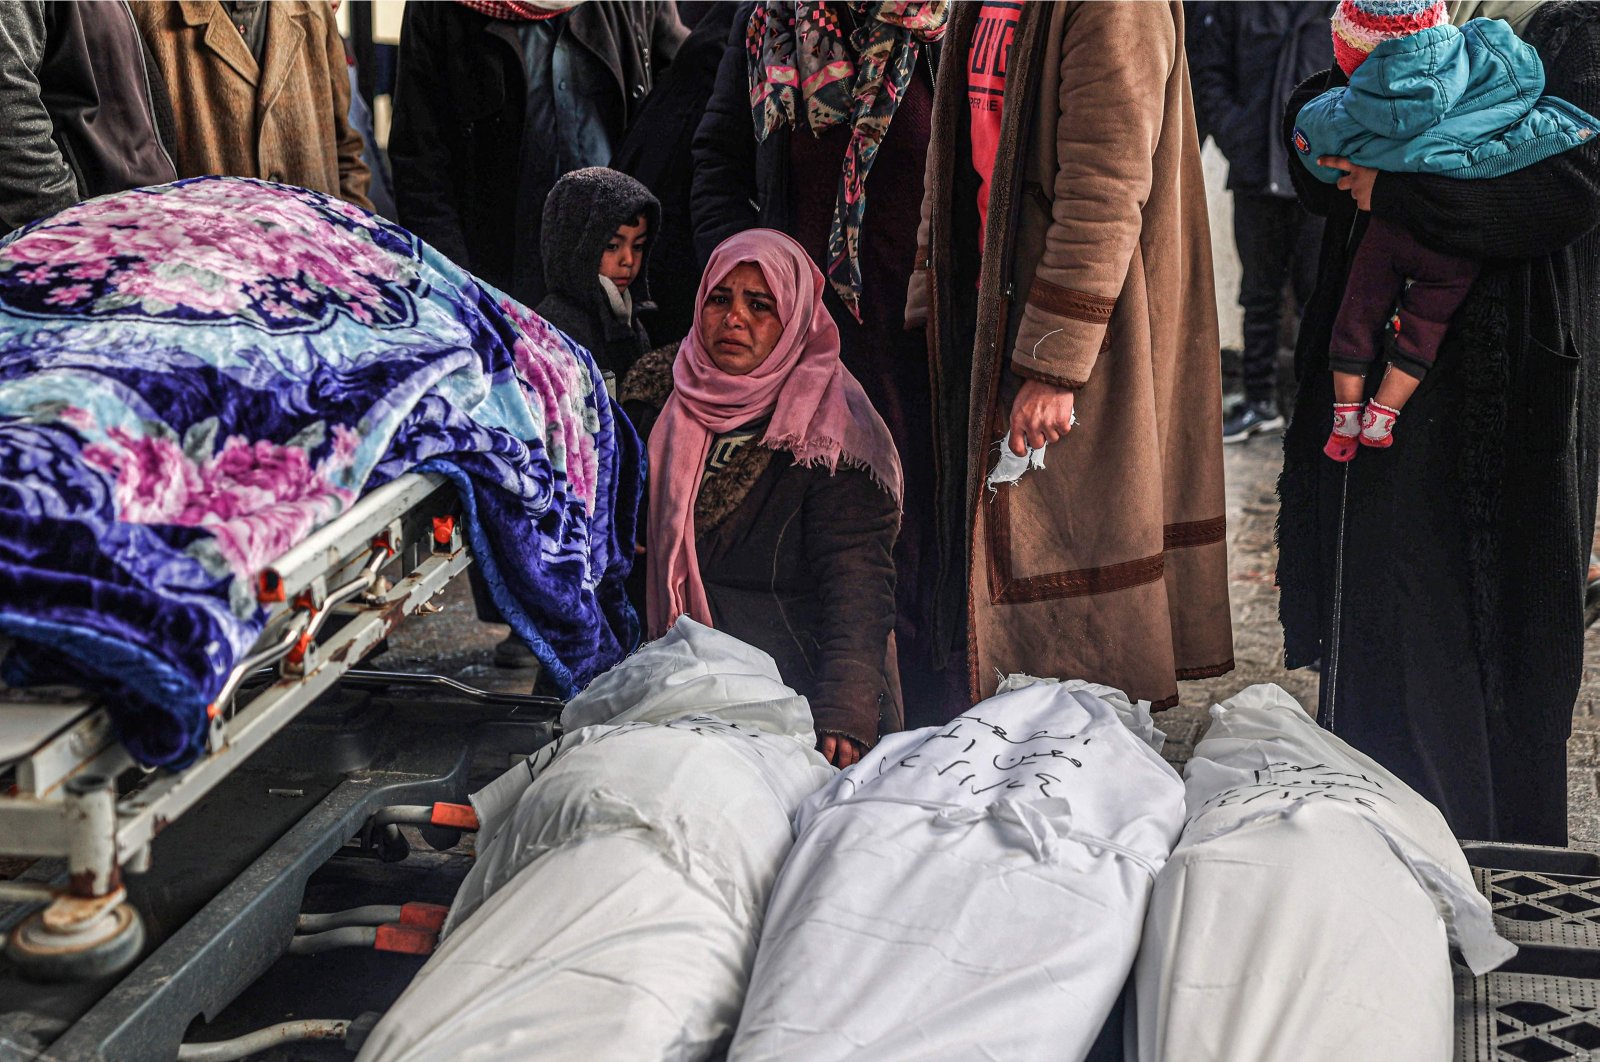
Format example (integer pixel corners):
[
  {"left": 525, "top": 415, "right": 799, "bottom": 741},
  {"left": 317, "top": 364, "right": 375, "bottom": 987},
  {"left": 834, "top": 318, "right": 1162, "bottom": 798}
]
[{"left": 1293, "top": 17, "right": 1598, "bottom": 183}]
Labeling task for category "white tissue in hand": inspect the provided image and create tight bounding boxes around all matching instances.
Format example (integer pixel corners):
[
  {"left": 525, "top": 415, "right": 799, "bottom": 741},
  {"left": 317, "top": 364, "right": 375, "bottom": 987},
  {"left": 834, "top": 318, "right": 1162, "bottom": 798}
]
[{"left": 986, "top": 437, "right": 1046, "bottom": 490}]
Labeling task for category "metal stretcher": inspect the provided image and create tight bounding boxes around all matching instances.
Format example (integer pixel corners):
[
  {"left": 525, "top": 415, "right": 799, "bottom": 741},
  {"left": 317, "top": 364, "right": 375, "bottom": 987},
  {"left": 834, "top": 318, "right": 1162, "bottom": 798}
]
[{"left": 0, "top": 471, "right": 547, "bottom": 1003}]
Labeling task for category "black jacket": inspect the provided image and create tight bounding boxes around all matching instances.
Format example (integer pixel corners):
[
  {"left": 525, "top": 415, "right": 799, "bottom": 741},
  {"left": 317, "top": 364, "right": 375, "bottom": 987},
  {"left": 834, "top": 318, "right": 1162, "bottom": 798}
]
[
  {"left": 688, "top": 2, "right": 937, "bottom": 267},
  {"left": 388, "top": 2, "right": 684, "bottom": 307},
  {"left": 1190, "top": 1, "right": 1332, "bottom": 197},
  {"left": 1276, "top": 4, "right": 1600, "bottom": 838},
  {"left": 0, "top": 0, "right": 177, "bottom": 233},
  {"left": 611, "top": 3, "right": 738, "bottom": 343},
  {"left": 535, "top": 166, "right": 659, "bottom": 382},
  {"left": 696, "top": 446, "right": 900, "bottom": 749}
]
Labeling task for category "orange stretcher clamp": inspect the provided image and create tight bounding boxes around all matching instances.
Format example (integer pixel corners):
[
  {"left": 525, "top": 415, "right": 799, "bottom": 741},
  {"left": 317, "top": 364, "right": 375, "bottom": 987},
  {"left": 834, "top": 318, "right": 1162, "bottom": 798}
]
[
  {"left": 257, "top": 570, "right": 286, "bottom": 603},
  {"left": 375, "top": 923, "right": 438, "bottom": 955},
  {"left": 430, "top": 802, "right": 478, "bottom": 830},
  {"left": 398, "top": 902, "right": 449, "bottom": 932},
  {"left": 285, "top": 630, "right": 314, "bottom": 668},
  {"left": 432, "top": 516, "right": 455, "bottom": 545}
]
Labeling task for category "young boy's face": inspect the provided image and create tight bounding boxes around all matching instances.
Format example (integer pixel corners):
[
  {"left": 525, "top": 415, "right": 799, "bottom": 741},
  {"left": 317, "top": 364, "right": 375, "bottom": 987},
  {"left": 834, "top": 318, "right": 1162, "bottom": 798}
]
[{"left": 600, "top": 215, "right": 649, "bottom": 291}]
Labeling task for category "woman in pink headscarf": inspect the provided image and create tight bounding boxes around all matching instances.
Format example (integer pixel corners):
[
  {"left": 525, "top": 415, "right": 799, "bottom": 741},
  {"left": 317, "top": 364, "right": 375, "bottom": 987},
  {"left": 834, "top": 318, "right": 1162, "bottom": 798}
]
[{"left": 645, "top": 228, "right": 903, "bottom": 767}]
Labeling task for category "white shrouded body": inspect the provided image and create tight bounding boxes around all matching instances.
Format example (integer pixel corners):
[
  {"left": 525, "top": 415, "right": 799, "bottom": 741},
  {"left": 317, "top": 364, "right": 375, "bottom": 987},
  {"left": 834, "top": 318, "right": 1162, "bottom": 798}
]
[
  {"left": 1132, "top": 683, "right": 1516, "bottom": 1062},
  {"left": 359, "top": 619, "right": 834, "bottom": 1062},
  {"left": 729, "top": 676, "right": 1185, "bottom": 1061}
]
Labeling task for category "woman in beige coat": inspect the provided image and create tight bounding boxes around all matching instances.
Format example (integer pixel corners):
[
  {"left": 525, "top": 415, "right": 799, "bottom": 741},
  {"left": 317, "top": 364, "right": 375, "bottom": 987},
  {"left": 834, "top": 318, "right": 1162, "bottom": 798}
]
[
  {"left": 130, "top": 0, "right": 371, "bottom": 210},
  {"left": 907, "top": 0, "right": 1232, "bottom": 711}
]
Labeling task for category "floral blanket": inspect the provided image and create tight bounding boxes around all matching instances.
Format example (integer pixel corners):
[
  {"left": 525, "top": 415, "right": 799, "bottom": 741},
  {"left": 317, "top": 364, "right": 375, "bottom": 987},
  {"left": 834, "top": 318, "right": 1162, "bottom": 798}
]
[{"left": 0, "top": 178, "right": 642, "bottom": 767}]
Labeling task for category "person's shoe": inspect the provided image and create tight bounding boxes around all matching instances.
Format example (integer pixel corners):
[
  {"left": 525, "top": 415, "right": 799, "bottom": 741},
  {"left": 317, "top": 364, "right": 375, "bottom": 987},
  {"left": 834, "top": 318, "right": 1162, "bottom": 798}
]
[
  {"left": 1222, "top": 400, "right": 1285, "bottom": 443},
  {"left": 1586, "top": 554, "right": 1600, "bottom": 629},
  {"left": 493, "top": 634, "right": 541, "bottom": 669}
]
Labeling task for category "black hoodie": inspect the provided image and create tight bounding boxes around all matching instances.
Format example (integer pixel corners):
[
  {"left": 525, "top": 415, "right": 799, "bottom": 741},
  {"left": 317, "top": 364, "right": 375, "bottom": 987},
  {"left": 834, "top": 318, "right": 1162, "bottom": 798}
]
[{"left": 536, "top": 166, "right": 661, "bottom": 384}]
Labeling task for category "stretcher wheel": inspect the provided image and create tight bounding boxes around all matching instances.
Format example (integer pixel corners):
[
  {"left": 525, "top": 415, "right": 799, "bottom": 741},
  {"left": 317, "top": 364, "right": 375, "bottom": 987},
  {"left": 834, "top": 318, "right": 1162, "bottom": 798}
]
[{"left": 6, "top": 900, "right": 144, "bottom": 982}]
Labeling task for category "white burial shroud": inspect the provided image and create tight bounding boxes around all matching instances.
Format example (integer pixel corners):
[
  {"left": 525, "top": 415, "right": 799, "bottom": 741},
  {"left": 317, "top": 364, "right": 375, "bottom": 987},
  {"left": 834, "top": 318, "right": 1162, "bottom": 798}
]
[
  {"left": 729, "top": 677, "right": 1185, "bottom": 1062},
  {"left": 358, "top": 618, "right": 835, "bottom": 1062},
  {"left": 1132, "top": 683, "right": 1516, "bottom": 1062}
]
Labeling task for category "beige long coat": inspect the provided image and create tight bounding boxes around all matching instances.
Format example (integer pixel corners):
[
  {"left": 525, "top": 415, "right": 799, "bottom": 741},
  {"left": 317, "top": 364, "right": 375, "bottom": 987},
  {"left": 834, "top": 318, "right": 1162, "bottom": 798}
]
[
  {"left": 908, "top": 1, "right": 1232, "bottom": 708},
  {"left": 130, "top": 0, "right": 372, "bottom": 209}
]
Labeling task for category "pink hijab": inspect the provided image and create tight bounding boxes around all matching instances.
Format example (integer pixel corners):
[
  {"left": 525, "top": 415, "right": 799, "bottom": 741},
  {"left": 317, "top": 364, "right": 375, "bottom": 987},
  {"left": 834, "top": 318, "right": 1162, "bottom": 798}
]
[{"left": 646, "top": 229, "right": 904, "bottom": 638}]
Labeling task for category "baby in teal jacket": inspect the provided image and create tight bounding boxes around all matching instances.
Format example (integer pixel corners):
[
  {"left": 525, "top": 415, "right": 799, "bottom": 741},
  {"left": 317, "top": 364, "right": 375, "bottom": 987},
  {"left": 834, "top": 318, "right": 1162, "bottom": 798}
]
[{"left": 1291, "top": 1, "right": 1598, "bottom": 461}]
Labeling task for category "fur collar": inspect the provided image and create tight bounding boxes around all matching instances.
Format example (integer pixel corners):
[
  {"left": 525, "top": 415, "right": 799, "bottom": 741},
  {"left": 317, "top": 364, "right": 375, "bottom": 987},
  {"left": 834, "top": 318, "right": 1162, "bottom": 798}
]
[{"left": 694, "top": 441, "right": 775, "bottom": 534}]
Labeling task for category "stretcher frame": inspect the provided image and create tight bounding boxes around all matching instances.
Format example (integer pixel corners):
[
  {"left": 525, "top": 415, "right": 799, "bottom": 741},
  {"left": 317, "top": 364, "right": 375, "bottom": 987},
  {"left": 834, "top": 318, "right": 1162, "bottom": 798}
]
[{"left": 0, "top": 471, "right": 472, "bottom": 978}]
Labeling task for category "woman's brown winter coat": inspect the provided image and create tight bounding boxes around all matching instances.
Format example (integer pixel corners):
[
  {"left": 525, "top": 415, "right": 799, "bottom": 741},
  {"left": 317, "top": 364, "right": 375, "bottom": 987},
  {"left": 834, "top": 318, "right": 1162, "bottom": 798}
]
[
  {"left": 908, "top": 1, "right": 1232, "bottom": 708},
  {"left": 129, "top": 1, "right": 372, "bottom": 209}
]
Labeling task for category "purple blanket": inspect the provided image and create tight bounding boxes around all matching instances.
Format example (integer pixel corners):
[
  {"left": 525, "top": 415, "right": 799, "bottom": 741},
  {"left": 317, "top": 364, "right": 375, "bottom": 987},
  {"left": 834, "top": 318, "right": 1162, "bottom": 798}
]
[{"left": 0, "top": 178, "right": 642, "bottom": 766}]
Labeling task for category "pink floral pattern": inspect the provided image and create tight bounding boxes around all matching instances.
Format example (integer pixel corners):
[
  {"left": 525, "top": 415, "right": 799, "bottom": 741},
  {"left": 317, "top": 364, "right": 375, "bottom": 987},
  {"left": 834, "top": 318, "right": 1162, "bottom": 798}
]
[
  {"left": 500, "top": 298, "right": 600, "bottom": 510},
  {"left": 82, "top": 427, "right": 358, "bottom": 577},
  {"left": 0, "top": 177, "right": 639, "bottom": 768},
  {"left": 0, "top": 179, "right": 419, "bottom": 331}
]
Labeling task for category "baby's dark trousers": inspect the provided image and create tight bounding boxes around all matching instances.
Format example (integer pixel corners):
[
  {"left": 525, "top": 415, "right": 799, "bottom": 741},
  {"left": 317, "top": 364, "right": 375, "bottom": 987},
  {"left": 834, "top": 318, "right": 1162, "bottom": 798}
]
[{"left": 1329, "top": 214, "right": 1481, "bottom": 380}]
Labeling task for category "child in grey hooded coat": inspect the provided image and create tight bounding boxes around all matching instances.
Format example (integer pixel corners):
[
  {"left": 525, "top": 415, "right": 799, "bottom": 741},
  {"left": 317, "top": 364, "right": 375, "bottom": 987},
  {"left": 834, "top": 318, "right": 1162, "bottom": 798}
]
[{"left": 537, "top": 167, "right": 661, "bottom": 396}]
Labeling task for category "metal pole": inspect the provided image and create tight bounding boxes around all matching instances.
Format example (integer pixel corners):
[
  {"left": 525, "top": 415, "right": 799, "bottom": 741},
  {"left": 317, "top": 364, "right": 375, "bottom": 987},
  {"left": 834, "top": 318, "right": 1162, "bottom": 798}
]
[
  {"left": 64, "top": 774, "right": 117, "bottom": 897},
  {"left": 1324, "top": 463, "right": 1351, "bottom": 733}
]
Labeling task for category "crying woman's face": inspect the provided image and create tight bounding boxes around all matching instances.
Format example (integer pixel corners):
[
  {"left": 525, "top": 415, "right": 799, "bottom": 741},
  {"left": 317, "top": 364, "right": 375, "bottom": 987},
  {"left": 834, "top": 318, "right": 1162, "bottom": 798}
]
[{"left": 700, "top": 262, "right": 784, "bottom": 377}]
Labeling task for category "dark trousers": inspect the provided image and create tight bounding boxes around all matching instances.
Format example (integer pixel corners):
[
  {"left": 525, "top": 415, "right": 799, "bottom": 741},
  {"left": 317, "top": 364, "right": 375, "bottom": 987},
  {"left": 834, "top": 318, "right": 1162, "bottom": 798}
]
[
  {"left": 1329, "top": 214, "right": 1480, "bottom": 380},
  {"left": 1233, "top": 193, "right": 1323, "bottom": 403}
]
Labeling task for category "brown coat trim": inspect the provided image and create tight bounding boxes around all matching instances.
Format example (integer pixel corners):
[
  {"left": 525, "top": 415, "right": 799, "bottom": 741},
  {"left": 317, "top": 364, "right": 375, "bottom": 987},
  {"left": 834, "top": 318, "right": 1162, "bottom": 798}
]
[
  {"left": 1163, "top": 516, "right": 1228, "bottom": 551},
  {"left": 694, "top": 442, "right": 775, "bottom": 533},
  {"left": 1176, "top": 660, "right": 1236, "bottom": 681},
  {"left": 985, "top": 482, "right": 1225, "bottom": 606},
  {"left": 1025, "top": 278, "right": 1116, "bottom": 323},
  {"left": 1011, "top": 361, "right": 1088, "bottom": 390}
]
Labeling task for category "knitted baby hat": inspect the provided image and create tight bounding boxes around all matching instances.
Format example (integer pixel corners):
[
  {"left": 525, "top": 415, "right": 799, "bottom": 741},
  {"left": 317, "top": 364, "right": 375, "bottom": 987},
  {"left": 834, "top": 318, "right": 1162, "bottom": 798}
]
[{"left": 1331, "top": 0, "right": 1450, "bottom": 75}]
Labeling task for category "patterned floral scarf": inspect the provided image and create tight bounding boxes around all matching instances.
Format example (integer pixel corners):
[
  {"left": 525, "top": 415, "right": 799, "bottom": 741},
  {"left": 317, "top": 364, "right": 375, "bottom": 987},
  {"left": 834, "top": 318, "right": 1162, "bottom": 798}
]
[
  {"left": 746, "top": 1, "right": 948, "bottom": 320},
  {"left": 456, "top": 1, "right": 578, "bottom": 20}
]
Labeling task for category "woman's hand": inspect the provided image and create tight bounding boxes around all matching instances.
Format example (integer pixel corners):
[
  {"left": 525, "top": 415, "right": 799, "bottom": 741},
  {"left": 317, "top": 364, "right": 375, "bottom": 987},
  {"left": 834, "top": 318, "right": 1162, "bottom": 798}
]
[
  {"left": 1319, "top": 157, "right": 1377, "bottom": 211},
  {"left": 820, "top": 735, "right": 864, "bottom": 768},
  {"left": 1008, "top": 379, "right": 1076, "bottom": 457}
]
